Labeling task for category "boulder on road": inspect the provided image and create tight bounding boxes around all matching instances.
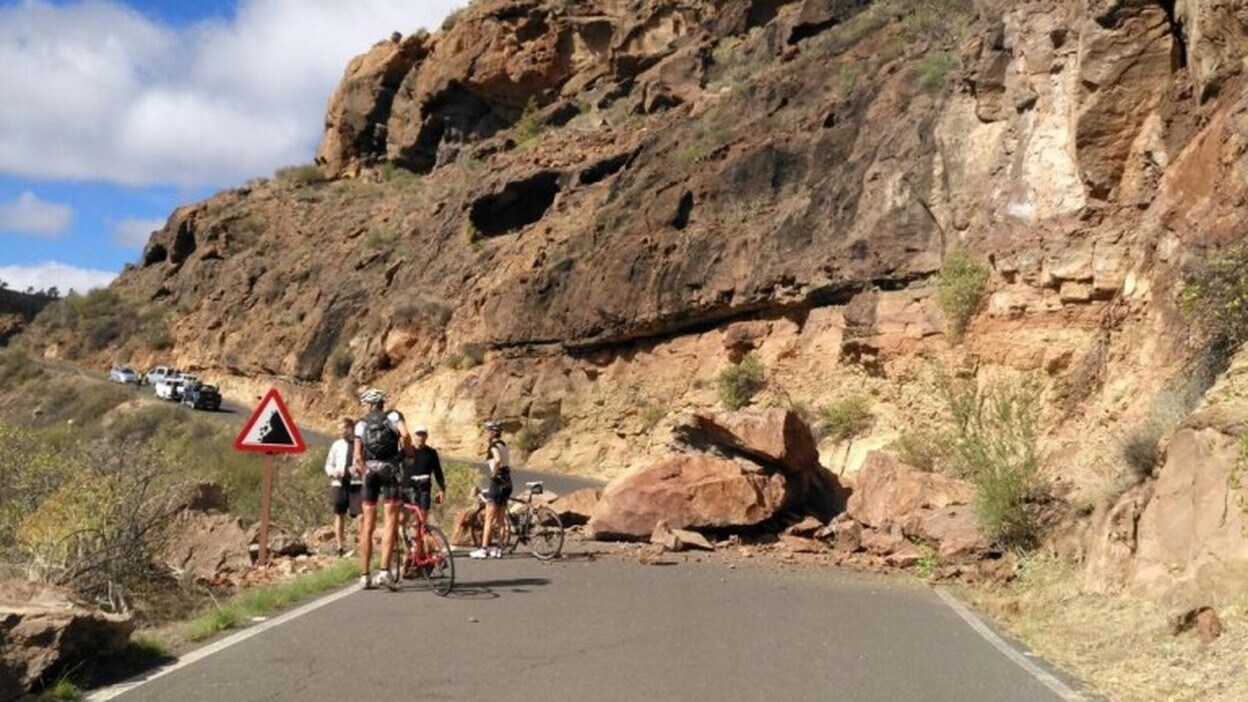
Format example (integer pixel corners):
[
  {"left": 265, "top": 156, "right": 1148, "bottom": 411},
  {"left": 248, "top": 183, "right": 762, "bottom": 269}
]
[
  {"left": 0, "top": 580, "right": 134, "bottom": 699},
  {"left": 449, "top": 508, "right": 478, "bottom": 547},
  {"left": 672, "top": 409, "right": 844, "bottom": 519},
  {"left": 845, "top": 452, "right": 989, "bottom": 560},
  {"left": 589, "top": 454, "right": 786, "bottom": 541},
  {"left": 550, "top": 488, "right": 601, "bottom": 526}
]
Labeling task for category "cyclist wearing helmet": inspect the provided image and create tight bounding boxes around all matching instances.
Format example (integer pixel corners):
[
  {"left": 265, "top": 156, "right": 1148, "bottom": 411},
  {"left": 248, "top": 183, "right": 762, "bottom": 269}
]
[
  {"left": 353, "top": 388, "right": 414, "bottom": 589},
  {"left": 471, "top": 420, "right": 512, "bottom": 559}
]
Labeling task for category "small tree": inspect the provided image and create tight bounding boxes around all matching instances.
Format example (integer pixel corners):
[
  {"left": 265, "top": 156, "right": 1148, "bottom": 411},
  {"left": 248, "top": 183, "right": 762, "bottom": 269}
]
[
  {"left": 717, "top": 354, "right": 765, "bottom": 409},
  {"left": 937, "top": 250, "right": 990, "bottom": 340}
]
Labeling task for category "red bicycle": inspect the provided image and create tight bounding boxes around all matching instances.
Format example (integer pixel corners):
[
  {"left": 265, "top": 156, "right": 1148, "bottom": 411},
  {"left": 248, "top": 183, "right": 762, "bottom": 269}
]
[{"left": 387, "top": 500, "right": 454, "bottom": 596}]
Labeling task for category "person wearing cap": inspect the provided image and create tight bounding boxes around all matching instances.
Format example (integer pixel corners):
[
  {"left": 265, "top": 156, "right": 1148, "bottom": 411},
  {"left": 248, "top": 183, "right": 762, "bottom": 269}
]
[
  {"left": 353, "top": 388, "right": 414, "bottom": 590},
  {"left": 471, "top": 420, "right": 512, "bottom": 559},
  {"left": 402, "top": 425, "right": 446, "bottom": 516}
]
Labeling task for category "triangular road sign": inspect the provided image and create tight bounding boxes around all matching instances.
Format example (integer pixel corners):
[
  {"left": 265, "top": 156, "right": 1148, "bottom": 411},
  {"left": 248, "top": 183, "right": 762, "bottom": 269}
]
[{"left": 234, "top": 388, "right": 307, "bottom": 454}]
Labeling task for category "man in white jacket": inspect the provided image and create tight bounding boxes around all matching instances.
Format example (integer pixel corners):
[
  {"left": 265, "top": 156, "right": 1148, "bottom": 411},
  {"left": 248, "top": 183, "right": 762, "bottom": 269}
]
[{"left": 324, "top": 417, "right": 362, "bottom": 556}]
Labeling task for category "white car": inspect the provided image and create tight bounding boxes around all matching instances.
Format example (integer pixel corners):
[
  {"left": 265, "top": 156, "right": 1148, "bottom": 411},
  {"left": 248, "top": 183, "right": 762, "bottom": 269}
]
[
  {"left": 144, "top": 366, "right": 181, "bottom": 387},
  {"left": 154, "top": 376, "right": 186, "bottom": 401},
  {"left": 108, "top": 365, "right": 141, "bottom": 384}
]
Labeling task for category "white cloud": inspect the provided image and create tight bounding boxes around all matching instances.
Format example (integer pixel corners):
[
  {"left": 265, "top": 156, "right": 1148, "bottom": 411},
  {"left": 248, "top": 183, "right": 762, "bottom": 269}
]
[
  {"left": 0, "top": 261, "right": 116, "bottom": 293},
  {"left": 0, "top": 0, "right": 464, "bottom": 188},
  {"left": 0, "top": 191, "right": 75, "bottom": 237},
  {"left": 111, "top": 216, "right": 166, "bottom": 248}
]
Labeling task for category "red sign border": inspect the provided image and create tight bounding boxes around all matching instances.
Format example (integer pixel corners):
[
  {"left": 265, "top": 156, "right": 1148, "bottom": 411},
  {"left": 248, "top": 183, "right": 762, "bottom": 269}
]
[{"left": 233, "top": 388, "right": 307, "bottom": 454}]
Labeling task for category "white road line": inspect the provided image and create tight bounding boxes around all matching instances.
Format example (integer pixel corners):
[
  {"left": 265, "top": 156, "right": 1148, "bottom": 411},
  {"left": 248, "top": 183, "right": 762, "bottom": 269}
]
[
  {"left": 935, "top": 587, "right": 1087, "bottom": 702},
  {"left": 88, "top": 585, "right": 360, "bottom": 701}
]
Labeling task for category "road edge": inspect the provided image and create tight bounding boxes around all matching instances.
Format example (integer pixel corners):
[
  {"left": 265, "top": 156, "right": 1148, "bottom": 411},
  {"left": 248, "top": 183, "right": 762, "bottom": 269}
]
[
  {"left": 935, "top": 586, "right": 1089, "bottom": 702},
  {"left": 87, "top": 584, "right": 360, "bottom": 701}
]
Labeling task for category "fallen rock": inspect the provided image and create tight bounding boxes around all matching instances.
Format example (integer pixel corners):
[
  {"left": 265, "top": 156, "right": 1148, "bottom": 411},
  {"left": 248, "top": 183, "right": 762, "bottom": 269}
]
[
  {"left": 885, "top": 544, "right": 926, "bottom": 569},
  {"left": 174, "top": 481, "right": 229, "bottom": 513},
  {"left": 785, "top": 516, "right": 825, "bottom": 538},
  {"left": 845, "top": 453, "right": 989, "bottom": 560},
  {"left": 672, "top": 409, "right": 844, "bottom": 519},
  {"left": 550, "top": 488, "right": 602, "bottom": 526},
  {"left": 161, "top": 511, "right": 251, "bottom": 584},
  {"left": 860, "top": 525, "right": 908, "bottom": 557},
  {"left": 828, "top": 517, "right": 863, "bottom": 553},
  {"left": 1172, "top": 606, "right": 1223, "bottom": 646},
  {"left": 589, "top": 454, "right": 786, "bottom": 540},
  {"left": 652, "top": 521, "right": 716, "bottom": 552},
  {"left": 780, "top": 534, "right": 827, "bottom": 554},
  {"left": 0, "top": 580, "right": 134, "bottom": 699},
  {"left": 847, "top": 452, "right": 976, "bottom": 528},
  {"left": 449, "top": 508, "right": 478, "bottom": 547},
  {"left": 636, "top": 543, "right": 673, "bottom": 566}
]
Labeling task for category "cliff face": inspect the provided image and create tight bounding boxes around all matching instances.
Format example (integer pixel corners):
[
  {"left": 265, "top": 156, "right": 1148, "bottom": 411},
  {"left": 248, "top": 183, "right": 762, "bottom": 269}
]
[{"left": 36, "top": 0, "right": 1248, "bottom": 598}]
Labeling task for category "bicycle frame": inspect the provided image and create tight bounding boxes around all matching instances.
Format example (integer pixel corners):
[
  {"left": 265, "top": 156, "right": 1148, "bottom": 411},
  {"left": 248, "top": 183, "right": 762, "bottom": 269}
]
[{"left": 399, "top": 502, "right": 443, "bottom": 569}]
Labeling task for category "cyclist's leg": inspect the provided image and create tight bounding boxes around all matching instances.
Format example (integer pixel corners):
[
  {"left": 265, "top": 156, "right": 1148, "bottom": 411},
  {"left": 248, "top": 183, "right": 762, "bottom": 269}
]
[
  {"left": 378, "top": 465, "right": 401, "bottom": 570},
  {"left": 359, "top": 469, "right": 383, "bottom": 579}
]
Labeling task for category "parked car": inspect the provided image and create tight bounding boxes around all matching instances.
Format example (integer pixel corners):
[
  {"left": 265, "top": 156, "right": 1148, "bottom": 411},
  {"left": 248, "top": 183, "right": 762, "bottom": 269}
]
[
  {"left": 182, "top": 382, "right": 222, "bottom": 411},
  {"left": 144, "top": 366, "right": 181, "bottom": 387},
  {"left": 153, "top": 376, "right": 186, "bottom": 401},
  {"left": 108, "top": 365, "right": 141, "bottom": 384}
]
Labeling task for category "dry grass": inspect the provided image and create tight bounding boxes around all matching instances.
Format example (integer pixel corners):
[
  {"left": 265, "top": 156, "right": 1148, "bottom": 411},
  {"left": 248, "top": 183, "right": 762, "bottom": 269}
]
[{"left": 970, "top": 555, "right": 1248, "bottom": 702}]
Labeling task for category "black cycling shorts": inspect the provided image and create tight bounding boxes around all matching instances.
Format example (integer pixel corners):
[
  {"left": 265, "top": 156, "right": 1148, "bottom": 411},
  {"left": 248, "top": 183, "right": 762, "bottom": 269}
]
[
  {"left": 484, "top": 474, "right": 512, "bottom": 507},
  {"left": 402, "top": 481, "right": 433, "bottom": 514},
  {"left": 363, "top": 462, "right": 401, "bottom": 505},
  {"left": 329, "top": 484, "right": 362, "bottom": 516}
]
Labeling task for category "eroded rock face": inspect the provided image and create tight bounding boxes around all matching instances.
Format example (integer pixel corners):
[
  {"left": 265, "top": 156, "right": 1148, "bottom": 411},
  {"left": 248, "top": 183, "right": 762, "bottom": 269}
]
[
  {"left": 1130, "top": 427, "right": 1248, "bottom": 600},
  {"left": 588, "top": 454, "right": 786, "bottom": 540},
  {"left": 0, "top": 580, "right": 134, "bottom": 698}
]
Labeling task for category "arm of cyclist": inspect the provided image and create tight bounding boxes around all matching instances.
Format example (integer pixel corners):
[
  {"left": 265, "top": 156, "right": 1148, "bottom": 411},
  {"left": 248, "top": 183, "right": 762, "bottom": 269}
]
[{"left": 431, "top": 447, "right": 446, "bottom": 503}]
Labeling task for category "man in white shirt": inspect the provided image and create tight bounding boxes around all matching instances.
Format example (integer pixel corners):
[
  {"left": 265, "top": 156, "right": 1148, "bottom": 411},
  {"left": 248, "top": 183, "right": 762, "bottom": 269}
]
[{"left": 324, "top": 417, "right": 362, "bottom": 556}]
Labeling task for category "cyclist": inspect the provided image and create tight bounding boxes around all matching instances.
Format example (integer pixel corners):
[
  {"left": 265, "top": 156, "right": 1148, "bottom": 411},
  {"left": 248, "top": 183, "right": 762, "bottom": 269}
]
[
  {"left": 470, "top": 420, "right": 512, "bottom": 559},
  {"left": 323, "top": 416, "right": 362, "bottom": 557},
  {"left": 353, "top": 388, "right": 414, "bottom": 589},
  {"left": 402, "top": 425, "right": 446, "bottom": 515}
]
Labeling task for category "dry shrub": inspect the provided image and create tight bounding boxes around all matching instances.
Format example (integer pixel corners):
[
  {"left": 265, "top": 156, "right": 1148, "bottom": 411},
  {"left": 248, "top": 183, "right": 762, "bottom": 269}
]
[{"left": 717, "top": 353, "right": 765, "bottom": 409}]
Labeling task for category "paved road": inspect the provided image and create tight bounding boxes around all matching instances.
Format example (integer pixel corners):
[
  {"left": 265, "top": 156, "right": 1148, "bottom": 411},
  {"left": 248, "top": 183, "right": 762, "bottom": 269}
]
[{"left": 106, "top": 545, "right": 1081, "bottom": 702}]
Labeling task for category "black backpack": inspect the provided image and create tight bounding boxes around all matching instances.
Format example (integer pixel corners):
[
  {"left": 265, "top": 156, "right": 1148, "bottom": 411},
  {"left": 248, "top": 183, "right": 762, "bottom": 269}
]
[{"left": 361, "top": 410, "right": 399, "bottom": 461}]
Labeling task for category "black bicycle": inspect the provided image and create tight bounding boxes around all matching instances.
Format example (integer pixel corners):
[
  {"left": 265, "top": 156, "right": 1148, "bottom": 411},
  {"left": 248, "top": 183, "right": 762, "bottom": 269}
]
[{"left": 470, "top": 480, "right": 564, "bottom": 560}]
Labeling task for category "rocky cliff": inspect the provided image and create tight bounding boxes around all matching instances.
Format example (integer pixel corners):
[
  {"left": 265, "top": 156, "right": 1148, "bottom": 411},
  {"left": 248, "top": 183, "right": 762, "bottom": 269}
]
[{"left": 29, "top": 0, "right": 1248, "bottom": 599}]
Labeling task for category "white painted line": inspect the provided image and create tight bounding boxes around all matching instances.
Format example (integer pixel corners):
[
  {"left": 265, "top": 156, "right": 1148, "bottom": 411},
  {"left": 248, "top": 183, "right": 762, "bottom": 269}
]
[
  {"left": 935, "top": 587, "right": 1086, "bottom": 702},
  {"left": 88, "top": 584, "right": 360, "bottom": 701}
]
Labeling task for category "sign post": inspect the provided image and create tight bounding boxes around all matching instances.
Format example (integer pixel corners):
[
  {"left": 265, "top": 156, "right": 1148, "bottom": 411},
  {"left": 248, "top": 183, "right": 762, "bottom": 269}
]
[{"left": 234, "top": 388, "right": 306, "bottom": 566}]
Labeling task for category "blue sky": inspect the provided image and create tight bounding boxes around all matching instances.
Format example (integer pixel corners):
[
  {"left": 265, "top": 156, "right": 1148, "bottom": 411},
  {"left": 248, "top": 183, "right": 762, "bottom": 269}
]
[{"left": 0, "top": 0, "right": 461, "bottom": 293}]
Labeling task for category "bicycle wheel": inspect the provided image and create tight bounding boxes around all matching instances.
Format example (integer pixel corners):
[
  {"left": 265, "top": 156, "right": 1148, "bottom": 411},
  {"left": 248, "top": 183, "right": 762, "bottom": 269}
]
[
  {"left": 422, "top": 526, "right": 454, "bottom": 596},
  {"left": 387, "top": 527, "right": 408, "bottom": 587},
  {"left": 470, "top": 504, "right": 513, "bottom": 551},
  {"left": 526, "top": 505, "right": 564, "bottom": 560}
]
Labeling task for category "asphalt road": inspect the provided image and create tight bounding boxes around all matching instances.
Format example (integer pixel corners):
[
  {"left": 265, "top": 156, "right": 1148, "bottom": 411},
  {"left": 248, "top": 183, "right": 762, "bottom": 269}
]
[{"left": 104, "top": 545, "right": 1081, "bottom": 702}]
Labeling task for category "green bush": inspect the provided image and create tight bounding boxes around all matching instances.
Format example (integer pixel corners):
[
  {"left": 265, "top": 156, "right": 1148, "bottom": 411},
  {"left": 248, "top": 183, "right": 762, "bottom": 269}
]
[
  {"left": 916, "top": 52, "right": 960, "bottom": 92},
  {"left": 515, "top": 96, "right": 544, "bottom": 145},
  {"left": 273, "top": 164, "right": 325, "bottom": 187},
  {"left": 717, "top": 354, "right": 765, "bottom": 409},
  {"left": 1181, "top": 244, "right": 1248, "bottom": 349},
  {"left": 937, "top": 250, "right": 990, "bottom": 340},
  {"left": 513, "top": 416, "right": 566, "bottom": 458},
  {"left": 0, "top": 346, "right": 43, "bottom": 388},
  {"left": 822, "top": 395, "right": 873, "bottom": 441},
  {"left": 938, "top": 372, "right": 1043, "bottom": 549},
  {"left": 888, "top": 428, "right": 953, "bottom": 472},
  {"left": 447, "top": 343, "right": 486, "bottom": 370}
]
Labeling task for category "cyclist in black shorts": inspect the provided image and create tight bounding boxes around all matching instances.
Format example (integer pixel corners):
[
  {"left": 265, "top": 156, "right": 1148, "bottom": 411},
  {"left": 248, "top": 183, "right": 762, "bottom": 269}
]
[
  {"left": 402, "top": 425, "right": 446, "bottom": 514},
  {"left": 353, "top": 388, "right": 415, "bottom": 589},
  {"left": 471, "top": 420, "right": 512, "bottom": 559}
]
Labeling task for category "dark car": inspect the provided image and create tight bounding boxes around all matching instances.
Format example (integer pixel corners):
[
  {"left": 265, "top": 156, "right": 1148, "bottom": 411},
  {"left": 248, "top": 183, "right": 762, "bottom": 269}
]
[{"left": 182, "top": 382, "right": 222, "bottom": 411}]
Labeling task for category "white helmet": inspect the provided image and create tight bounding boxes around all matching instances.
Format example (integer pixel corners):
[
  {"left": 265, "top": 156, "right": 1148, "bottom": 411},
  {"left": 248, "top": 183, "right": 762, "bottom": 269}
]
[{"left": 359, "top": 388, "right": 386, "bottom": 405}]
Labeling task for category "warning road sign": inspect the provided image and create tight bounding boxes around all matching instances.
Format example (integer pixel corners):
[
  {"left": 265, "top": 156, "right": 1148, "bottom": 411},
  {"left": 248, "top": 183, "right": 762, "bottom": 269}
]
[{"left": 234, "top": 388, "right": 306, "bottom": 454}]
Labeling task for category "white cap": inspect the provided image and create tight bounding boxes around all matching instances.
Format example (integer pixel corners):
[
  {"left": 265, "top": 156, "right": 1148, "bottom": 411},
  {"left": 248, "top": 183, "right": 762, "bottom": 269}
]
[{"left": 413, "top": 425, "right": 429, "bottom": 434}]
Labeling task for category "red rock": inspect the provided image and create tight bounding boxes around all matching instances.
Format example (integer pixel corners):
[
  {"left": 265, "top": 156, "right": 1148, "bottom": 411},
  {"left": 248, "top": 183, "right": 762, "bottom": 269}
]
[
  {"left": 551, "top": 488, "right": 601, "bottom": 526},
  {"left": 589, "top": 454, "right": 786, "bottom": 540},
  {"left": 0, "top": 580, "right": 134, "bottom": 699}
]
